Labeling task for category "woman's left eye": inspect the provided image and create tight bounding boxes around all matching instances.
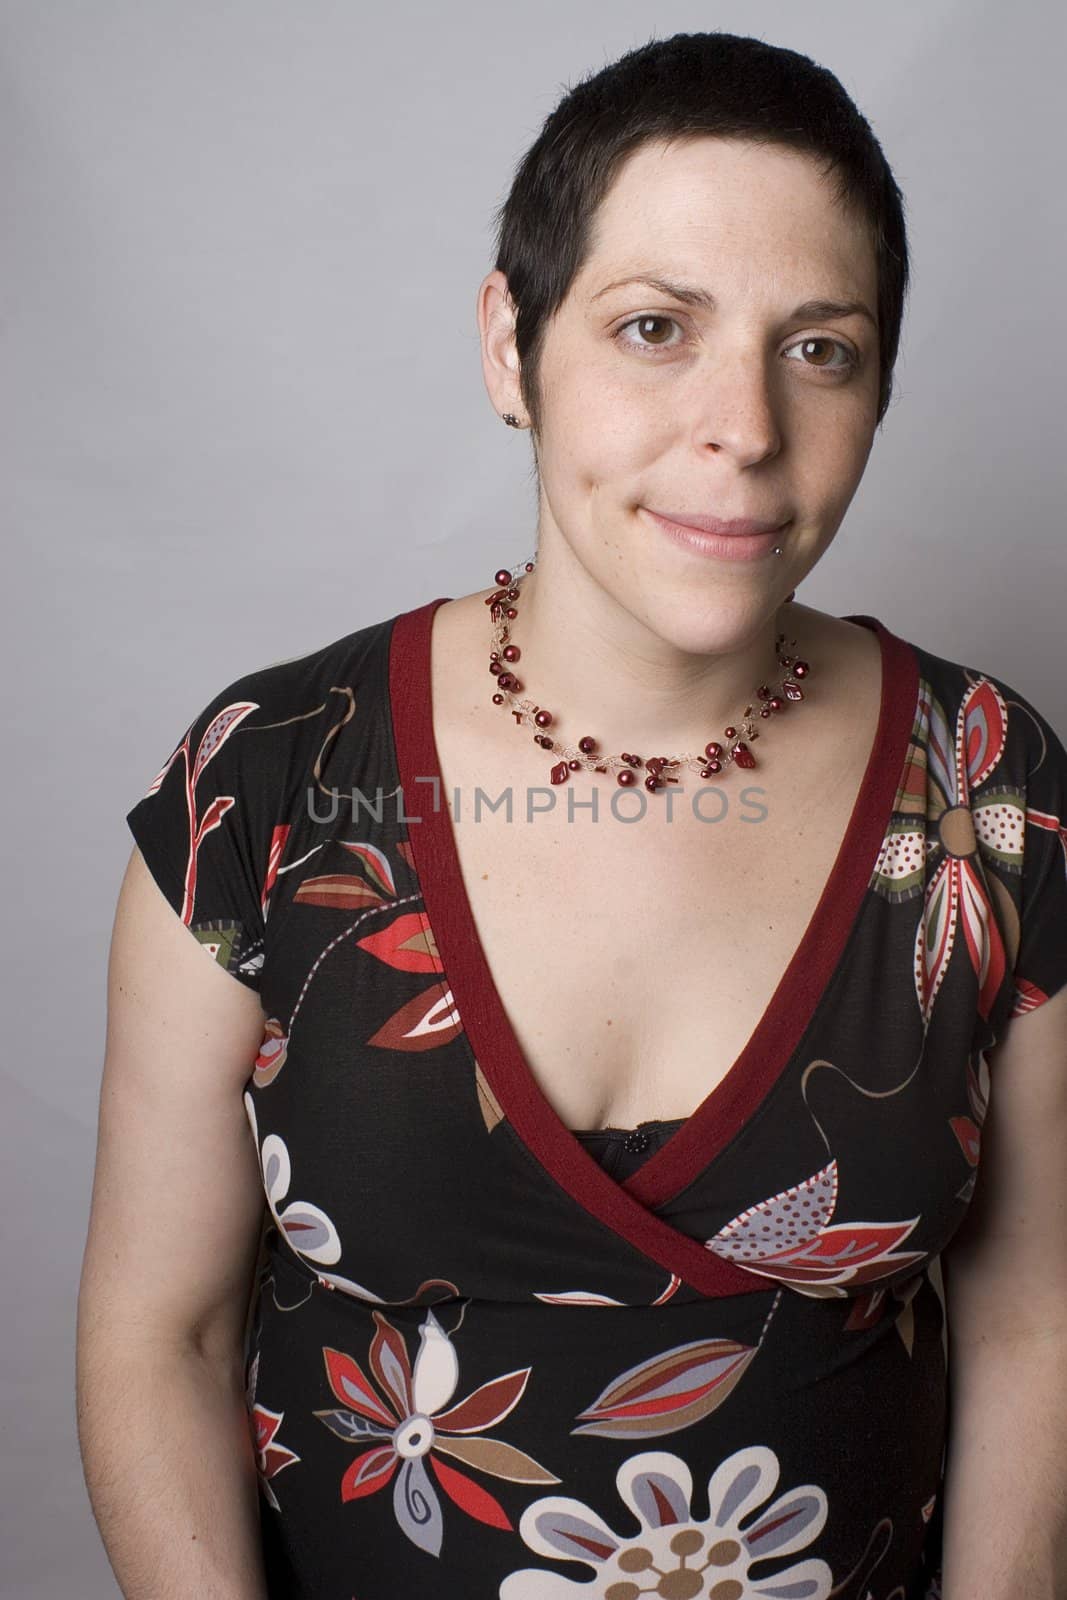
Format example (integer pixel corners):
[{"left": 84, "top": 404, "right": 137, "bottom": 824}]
[{"left": 782, "top": 336, "right": 858, "bottom": 372}]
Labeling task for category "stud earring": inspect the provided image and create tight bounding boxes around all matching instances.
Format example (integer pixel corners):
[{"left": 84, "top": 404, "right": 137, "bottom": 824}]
[{"left": 501, "top": 412, "right": 522, "bottom": 428}]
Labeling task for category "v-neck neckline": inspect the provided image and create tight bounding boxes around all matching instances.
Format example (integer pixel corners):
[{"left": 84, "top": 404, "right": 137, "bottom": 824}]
[{"left": 388, "top": 595, "right": 920, "bottom": 1298}]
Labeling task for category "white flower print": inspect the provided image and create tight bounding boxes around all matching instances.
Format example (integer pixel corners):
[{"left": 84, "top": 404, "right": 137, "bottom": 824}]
[
  {"left": 244, "top": 1090, "right": 386, "bottom": 1302},
  {"left": 499, "top": 1443, "right": 832, "bottom": 1598}
]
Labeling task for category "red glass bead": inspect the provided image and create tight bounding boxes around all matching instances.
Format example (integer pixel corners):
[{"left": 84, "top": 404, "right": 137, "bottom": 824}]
[
  {"left": 489, "top": 661, "right": 502, "bottom": 676},
  {"left": 578, "top": 736, "right": 597, "bottom": 754},
  {"left": 699, "top": 765, "right": 713, "bottom": 779},
  {"left": 704, "top": 741, "right": 723, "bottom": 759},
  {"left": 508, "top": 678, "right": 523, "bottom": 692},
  {"left": 492, "top": 693, "right": 504, "bottom": 704},
  {"left": 594, "top": 764, "right": 607, "bottom": 773},
  {"left": 768, "top": 696, "right": 783, "bottom": 711},
  {"left": 756, "top": 684, "right": 771, "bottom": 699},
  {"left": 494, "top": 568, "right": 512, "bottom": 586},
  {"left": 534, "top": 710, "right": 552, "bottom": 727},
  {"left": 707, "top": 759, "right": 722, "bottom": 773},
  {"left": 502, "top": 644, "right": 520, "bottom": 662},
  {"left": 568, "top": 759, "right": 581, "bottom": 771},
  {"left": 732, "top": 742, "right": 757, "bottom": 769},
  {"left": 550, "top": 762, "right": 569, "bottom": 784},
  {"left": 724, "top": 726, "right": 736, "bottom": 739},
  {"left": 617, "top": 768, "right": 636, "bottom": 786},
  {"left": 783, "top": 680, "right": 804, "bottom": 701},
  {"left": 524, "top": 561, "right": 534, "bottom": 572},
  {"left": 759, "top": 707, "right": 771, "bottom": 718},
  {"left": 497, "top": 673, "right": 512, "bottom": 690},
  {"left": 506, "top": 588, "right": 519, "bottom": 600},
  {"left": 793, "top": 660, "right": 809, "bottom": 678},
  {"left": 506, "top": 607, "right": 518, "bottom": 619},
  {"left": 644, "top": 774, "right": 661, "bottom": 792}
]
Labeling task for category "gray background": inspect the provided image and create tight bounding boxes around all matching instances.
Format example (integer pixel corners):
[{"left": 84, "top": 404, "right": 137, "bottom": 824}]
[{"left": 2, "top": 1, "right": 1064, "bottom": 1594}]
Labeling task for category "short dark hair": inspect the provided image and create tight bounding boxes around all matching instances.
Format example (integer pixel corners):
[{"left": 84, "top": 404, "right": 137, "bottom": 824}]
[{"left": 491, "top": 30, "right": 909, "bottom": 445}]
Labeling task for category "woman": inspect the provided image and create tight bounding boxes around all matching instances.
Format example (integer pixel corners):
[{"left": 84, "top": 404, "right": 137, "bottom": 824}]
[{"left": 77, "top": 30, "right": 1067, "bottom": 1600}]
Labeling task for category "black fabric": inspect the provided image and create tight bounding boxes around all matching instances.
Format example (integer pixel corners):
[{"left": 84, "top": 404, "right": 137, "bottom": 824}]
[
  {"left": 123, "top": 602, "right": 1067, "bottom": 1600},
  {"left": 572, "top": 1118, "right": 688, "bottom": 1181}
]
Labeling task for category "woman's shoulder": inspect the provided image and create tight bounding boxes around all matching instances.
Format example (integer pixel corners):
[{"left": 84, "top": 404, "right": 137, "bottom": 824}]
[
  {"left": 124, "top": 607, "right": 413, "bottom": 979},
  {"left": 887, "top": 621, "right": 1064, "bottom": 756},
  {"left": 809, "top": 605, "right": 1064, "bottom": 741},
  {"left": 798, "top": 605, "right": 1067, "bottom": 806},
  {"left": 861, "top": 617, "right": 1067, "bottom": 832},
  {"left": 129, "top": 607, "right": 411, "bottom": 823},
  {"left": 202, "top": 609, "right": 402, "bottom": 708}
]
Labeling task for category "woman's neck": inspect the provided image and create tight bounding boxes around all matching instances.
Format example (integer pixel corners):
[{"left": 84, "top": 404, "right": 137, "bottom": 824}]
[{"left": 487, "top": 540, "right": 807, "bottom": 757}]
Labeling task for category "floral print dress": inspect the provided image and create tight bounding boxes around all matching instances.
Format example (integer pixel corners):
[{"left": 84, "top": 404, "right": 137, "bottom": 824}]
[{"left": 124, "top": 596, "right": 1067, "bottom": 1600}]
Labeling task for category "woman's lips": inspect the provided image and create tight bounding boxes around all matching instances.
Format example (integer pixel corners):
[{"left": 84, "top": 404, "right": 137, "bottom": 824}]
[
  {"left": 643, "top": 507, "right": 790, "bottom": 562},
  {"left": 647, "top": 509, "right": 788, "bottom": 536}
]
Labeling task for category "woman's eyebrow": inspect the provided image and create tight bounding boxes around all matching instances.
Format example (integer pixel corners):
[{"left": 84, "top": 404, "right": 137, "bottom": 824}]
[{"left": 591, "top": 274, "right": 877, "bottom": 328}]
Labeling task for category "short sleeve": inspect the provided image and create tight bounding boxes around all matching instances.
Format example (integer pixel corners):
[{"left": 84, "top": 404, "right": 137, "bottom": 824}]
[
  {"left": 125, "top": 678, "right": 279, "bottom": 993},
  {"left": 1006, "top": 690, "right": 1067, "bottom": 1016}
]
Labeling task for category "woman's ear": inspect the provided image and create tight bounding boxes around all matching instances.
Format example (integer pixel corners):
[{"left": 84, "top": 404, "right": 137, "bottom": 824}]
[{"left": 477, "top": 270, "right": 528, "bottom": 426}]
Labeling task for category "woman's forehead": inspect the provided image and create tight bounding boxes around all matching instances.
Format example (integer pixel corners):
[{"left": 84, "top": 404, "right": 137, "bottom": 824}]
[
  {"left": 573, "top": 140, "right": 876, "bottom": 302},
  {"left": 595, "top": 139, "right": 864, "bottom": 240}
]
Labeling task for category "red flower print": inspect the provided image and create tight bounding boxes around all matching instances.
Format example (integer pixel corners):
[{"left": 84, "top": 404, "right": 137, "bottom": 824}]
[
  {"left": 947, "top": 1044, "right": 991, "bottom": 1202},
  {"left": 245, "top": 1356, "right": 299, "bottom": 1512},
  {"left": 313, "top": 1306, "right": 558, "bottom": 1557},
  {"left": 709, "top": 1159, "right": 927, "bottom": 1294},
  {"left": 249, "top": 1401, "right": 301, "bottom": 1512},
  {"left": 356, "top": 910, "right": 443, "bottom": 973},
  {"left": 252, "top": 1017, "right": 288, "bottom": 1088},
  {"left": 366, "top": 983, "right": 463, "bottom": 1051},
  {"left": 872, "top": 677, "right": 1026, "bottom": 1027},
  {"left": 572, "top": 1336, "right": 758, "bottom": 1439},
  {"left": 141, "top": 699, "right": 260, "bottom": 926}
]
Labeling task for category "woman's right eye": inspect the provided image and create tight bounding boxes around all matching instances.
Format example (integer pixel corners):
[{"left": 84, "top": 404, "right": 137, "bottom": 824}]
[{"left": 613, "top": 314, "right": 686, "bottom": 354}]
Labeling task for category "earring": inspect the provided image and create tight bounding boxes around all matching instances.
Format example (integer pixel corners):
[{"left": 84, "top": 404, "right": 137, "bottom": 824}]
[
  {"left": 773, "top": 544, "right": 782, "bottom": 556},
  {"left": 502, "top": 412, "right": 522, "bottom": 428}
]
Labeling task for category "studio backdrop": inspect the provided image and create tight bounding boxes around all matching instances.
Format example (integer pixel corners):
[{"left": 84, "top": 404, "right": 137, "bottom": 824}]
[{"left": 1, "top": 3, "right": 1063, "bottom": 1596}]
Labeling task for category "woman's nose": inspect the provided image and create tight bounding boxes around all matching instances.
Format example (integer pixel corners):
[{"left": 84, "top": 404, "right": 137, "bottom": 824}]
[{"left": 691, "top": 351, "right": 783, "bottom": 467}]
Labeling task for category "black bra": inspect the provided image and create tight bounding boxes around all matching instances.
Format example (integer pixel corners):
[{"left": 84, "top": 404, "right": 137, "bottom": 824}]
[{"left": 571, "top": 1117, "right": 687, "bottom": 1181}]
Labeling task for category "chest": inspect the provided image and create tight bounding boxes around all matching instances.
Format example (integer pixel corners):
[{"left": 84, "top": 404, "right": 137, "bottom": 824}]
[
  {"left": 429, "top": 741, "right": 874, "bottom": 1131},
  {"left": 252, "top": 602, "right": 990, "bottom": 1312}
]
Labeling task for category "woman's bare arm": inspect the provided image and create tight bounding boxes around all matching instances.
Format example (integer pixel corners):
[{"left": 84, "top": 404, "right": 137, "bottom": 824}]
[
  {"left": 76, "top": 846, "right": 271, "bottom": 1599},
  {"left": 940, "top": 984, "right": 1067, "bottom": 1599}
]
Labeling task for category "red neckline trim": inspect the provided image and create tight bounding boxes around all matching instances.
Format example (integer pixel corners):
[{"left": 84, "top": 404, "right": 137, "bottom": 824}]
[{"left": 389, "top": 596, "right": 920, "bottom": 1298}]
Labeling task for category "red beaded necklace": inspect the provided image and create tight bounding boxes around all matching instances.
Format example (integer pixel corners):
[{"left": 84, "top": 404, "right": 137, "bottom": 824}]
[{"left": 485, "top": 559, "right": 811, "bottom": 794}]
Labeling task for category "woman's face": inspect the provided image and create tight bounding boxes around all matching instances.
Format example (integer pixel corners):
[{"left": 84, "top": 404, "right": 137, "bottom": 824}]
[{"left": 491, "top": 136, "right": 882, "bottom": 649}]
